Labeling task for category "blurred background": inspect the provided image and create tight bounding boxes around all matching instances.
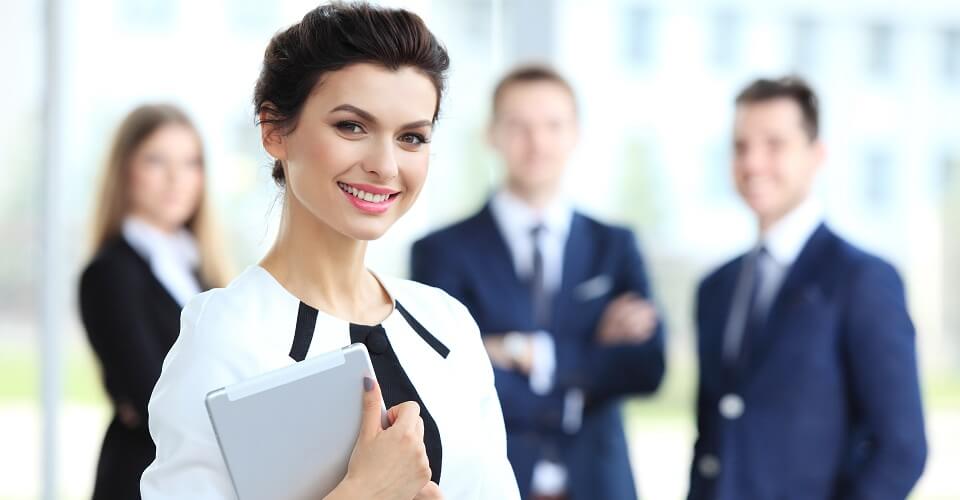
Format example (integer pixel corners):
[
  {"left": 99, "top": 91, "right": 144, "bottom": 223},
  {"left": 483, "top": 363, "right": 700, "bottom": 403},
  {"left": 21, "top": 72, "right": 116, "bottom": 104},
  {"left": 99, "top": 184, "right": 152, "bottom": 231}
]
[{"left": 1, "top": 0, "right": 958, "bottom": 498}]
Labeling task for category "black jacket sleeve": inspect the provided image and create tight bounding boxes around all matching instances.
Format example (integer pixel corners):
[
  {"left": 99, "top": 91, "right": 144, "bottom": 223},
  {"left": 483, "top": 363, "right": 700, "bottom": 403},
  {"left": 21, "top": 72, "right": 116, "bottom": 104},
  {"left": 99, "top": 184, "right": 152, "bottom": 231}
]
[{"left": 79, "top": 256, "right": 169, "bottom": 427}]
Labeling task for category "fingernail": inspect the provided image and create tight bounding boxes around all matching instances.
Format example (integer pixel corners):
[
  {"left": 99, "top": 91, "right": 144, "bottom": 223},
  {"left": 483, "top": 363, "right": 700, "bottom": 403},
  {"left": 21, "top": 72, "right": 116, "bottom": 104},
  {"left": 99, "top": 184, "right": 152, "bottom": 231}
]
[{"left": 363, "top": 377, "right": 374, "bottom": 392}]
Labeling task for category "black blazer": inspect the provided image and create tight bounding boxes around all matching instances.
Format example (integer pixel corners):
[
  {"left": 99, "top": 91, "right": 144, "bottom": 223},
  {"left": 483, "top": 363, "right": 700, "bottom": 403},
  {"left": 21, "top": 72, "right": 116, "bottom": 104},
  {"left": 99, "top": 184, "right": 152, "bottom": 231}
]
[{"left": 79, "top": 236, "right": 205, "bottom": 500}]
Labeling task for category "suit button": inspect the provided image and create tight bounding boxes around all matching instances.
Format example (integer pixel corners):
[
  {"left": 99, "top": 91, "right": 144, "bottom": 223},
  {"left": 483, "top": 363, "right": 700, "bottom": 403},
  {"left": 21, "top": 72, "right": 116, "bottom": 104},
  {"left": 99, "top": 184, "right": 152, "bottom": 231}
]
[
  {"left": 719, "top": 394, "right": 744, "bottom": 419},
  {"left": 698, "top": 454, "right": 720, "bottom": 478}
]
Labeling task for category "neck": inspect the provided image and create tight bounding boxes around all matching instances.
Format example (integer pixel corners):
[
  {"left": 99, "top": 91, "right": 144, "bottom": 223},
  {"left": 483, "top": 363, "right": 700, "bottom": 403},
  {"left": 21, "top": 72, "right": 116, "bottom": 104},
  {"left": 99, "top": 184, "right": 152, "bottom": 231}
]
[
  {"left": 127, "top": 212, "right": 180, "bottom": 235},
  {"left": 757, "top": 196, "right": 810, "bottom": 236},
  {"left": 757, "top": 215, "right": 780, "bottom": 235},
  {"left": 505, "top": 179, "right": 560, "bottom": 213},
  {"left": 260, "top": 196, "right": 387, "bottom": 322}
]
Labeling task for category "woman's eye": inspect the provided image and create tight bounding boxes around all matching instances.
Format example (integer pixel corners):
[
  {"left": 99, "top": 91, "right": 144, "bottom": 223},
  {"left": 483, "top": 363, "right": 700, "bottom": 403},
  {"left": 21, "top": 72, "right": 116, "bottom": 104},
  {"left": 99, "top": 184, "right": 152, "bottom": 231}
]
[
  {"left": 399, "top": 133, "right": 429, "bottom": 146},
  {"left": 336, "top": 121, "right": 365, "bottom": 134}
]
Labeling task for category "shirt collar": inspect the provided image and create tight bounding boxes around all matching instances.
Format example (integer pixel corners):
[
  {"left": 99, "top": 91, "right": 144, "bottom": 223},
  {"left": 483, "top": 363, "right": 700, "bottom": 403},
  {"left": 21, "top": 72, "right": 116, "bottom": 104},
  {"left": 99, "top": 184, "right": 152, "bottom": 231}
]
[
  {"left": 760, "top": 197, "right": 824, "bottom": 267},
  {"left": 489, "top": 188, "right": 574, "bottom": 242},
  {"left": 122, "top": 216, "right": 200, "bottom": 268}
]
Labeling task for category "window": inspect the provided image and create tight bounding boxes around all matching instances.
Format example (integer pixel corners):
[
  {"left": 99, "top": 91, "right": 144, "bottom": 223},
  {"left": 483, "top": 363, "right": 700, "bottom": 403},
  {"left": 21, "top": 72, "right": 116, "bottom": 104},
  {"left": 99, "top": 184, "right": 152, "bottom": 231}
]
[
  {"left": 866, "top": 21, "right": 896, "bottom": 78},
  {"left": 502, "top": 0, "right": 555, "bottom": 64},
  {"left": 622, "top": 6, "right": 656, "bottom": 68},
  {"left": 710, "top": 8, "right": 741, "bottom": 69},
  {"left": 790, "top": 15, "right": 820, "bottom": 75},
  {"left": 943, "top": 27, "right": 960, "bottom": 84}
]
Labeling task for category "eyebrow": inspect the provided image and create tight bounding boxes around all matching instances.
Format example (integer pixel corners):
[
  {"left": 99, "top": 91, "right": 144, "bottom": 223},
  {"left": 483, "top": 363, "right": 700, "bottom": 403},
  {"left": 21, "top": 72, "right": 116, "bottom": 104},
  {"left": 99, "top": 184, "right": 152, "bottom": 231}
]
[{"left": 330, "top": 104, "right": 433, "bottom": 130}]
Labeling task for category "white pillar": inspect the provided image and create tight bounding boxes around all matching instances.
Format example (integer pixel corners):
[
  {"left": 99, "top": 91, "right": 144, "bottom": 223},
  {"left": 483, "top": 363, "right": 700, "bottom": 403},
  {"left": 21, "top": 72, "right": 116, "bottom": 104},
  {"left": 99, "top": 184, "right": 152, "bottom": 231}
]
[{"left": 40, "top": 0, "right": 65, "bottom": 497}]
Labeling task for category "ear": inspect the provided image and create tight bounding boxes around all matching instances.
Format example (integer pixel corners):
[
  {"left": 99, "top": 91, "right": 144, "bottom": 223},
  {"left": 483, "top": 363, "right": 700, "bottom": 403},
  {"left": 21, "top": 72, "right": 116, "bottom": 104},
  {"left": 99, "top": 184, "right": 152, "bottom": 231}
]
[{"left": 259, "top": 106, "right": 287, "bottom": 163}]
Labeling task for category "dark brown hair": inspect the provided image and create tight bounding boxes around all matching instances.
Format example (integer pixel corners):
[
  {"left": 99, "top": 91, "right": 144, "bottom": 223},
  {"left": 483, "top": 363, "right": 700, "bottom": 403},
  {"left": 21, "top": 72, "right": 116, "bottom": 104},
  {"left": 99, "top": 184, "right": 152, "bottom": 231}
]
[
  {"left": 735, "top": 76, "right": 820, "bottom": 140},
  {"left": 491, "top": 64, "right": 578, "bottom": 119},
  {"left": 253, "top": 2, "right": 450, "bottom": 186}
]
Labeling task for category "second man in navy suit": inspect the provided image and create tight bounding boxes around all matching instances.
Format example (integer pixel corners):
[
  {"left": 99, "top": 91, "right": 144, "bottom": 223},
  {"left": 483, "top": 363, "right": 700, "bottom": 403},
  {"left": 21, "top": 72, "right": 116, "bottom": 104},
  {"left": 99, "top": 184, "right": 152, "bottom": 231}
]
[
  {"left": 689, "top": 77, "right": 927, "bottom": 500},
  {"left": 412, "top": 65, "right": 665, "bottom": 500}
]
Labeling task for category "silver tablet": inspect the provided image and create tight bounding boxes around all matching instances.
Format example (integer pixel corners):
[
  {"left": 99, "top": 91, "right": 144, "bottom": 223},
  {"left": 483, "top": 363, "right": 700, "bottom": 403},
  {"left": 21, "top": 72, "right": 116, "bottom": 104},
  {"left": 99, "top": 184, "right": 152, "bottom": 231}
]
[{"left": 205, "top": 343, "right": 384, "bottom": 500}]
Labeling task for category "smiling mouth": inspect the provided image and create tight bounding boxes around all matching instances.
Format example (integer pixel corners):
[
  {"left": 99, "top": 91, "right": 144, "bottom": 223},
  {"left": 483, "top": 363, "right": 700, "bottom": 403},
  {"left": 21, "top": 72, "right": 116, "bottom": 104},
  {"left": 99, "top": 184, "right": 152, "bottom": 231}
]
[{"left": 337, "top": 182, "right": 400, "bottom": 204}]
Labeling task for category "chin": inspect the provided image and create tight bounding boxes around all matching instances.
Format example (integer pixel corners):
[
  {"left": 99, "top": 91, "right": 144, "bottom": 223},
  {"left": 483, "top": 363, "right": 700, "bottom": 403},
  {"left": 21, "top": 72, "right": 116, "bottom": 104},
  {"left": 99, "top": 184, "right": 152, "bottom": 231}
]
[
  {"left": 744, "top": 197, "right": 776, "bottom": 219},
  {"left": 341, "top": 223, "right": 393, "bottom": 242}
]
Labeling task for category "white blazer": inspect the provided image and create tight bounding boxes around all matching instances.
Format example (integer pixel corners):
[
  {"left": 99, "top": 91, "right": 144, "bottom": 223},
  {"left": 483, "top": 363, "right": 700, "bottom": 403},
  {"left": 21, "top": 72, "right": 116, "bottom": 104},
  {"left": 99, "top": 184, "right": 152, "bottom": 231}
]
[{"left": 141, "top": 266, "right": 520, "bottom": 499}]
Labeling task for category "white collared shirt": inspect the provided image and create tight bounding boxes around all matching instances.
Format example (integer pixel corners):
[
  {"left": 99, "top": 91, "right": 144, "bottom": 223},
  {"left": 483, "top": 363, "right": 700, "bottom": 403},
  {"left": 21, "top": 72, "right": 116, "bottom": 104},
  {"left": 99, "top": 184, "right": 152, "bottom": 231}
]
[
  {"left": 488, "top": 188, "right": 574, "bottom": 396},
  {"left": 723, "top": 197, "right": 824, "bottom": 361},
  {"left": 488, "top": 188, "right": 576, "bottom": 496},
  {"left": 489, "top": 188, "right": 574, "bottom": 294},
  {"left": 141, "top": 266, "right": 520, "bottom": 500},
  {"left": 756, "top": 196, "right": 824, "bottom": 317},
  {"left": 122, "top": 216, "right": 202, "bottom": 307}
]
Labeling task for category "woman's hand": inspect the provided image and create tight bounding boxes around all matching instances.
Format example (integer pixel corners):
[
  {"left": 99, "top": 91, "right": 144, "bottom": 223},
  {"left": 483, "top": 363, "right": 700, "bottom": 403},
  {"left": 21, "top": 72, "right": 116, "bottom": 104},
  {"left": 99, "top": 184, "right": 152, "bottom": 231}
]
[
  {"left": 325, "top": 377, "right": 431, "bottom": 500},
  {"left": 414, "top": 481, "right": 444, "bottom": 499}
]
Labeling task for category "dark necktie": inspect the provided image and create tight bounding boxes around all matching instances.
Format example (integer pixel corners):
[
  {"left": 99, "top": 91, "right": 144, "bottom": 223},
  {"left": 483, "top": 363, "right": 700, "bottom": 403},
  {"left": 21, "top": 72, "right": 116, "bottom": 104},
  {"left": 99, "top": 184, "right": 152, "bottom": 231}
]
[
  {"left": 739, "top": 247, "right": 768, "bottom": 365},
  {"left": 530, "top": 224, "right": 550, "bottom": 328}
]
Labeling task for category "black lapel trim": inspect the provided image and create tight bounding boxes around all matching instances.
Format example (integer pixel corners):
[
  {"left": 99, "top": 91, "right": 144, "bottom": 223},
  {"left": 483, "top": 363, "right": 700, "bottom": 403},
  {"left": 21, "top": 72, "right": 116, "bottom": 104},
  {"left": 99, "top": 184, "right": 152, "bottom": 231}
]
[
  {"left": 289, "top": 301, "right": 318, "bottom": 362},
  {"left": 396, "top": 302, "right": 450, "bottom": 358}
]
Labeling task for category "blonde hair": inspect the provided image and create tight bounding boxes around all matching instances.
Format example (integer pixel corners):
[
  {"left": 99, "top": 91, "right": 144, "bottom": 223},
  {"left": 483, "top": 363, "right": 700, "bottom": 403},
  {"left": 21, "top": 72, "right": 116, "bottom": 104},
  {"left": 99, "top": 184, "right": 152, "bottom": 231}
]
[{"left": 90, "top": 104, "right": 231, "bottom": 288}]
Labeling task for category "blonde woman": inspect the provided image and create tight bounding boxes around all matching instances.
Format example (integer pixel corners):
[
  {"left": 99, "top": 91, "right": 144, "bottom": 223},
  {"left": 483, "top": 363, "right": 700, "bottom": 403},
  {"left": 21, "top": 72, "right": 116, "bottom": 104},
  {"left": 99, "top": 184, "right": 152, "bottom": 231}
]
[{"left": 78, "top": 104, "right": 230, "bottom": 500}]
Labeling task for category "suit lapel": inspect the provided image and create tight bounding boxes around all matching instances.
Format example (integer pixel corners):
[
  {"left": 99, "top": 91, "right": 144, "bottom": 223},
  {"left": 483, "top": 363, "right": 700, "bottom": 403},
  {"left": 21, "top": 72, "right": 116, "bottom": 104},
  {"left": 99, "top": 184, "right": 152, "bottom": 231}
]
[
  {"left": 709, "top": 259, "right": 744, "bottom": 389},
  {"left": 475, "top": 204, "right": 538, "bottom": 330},
  {"left": 740, "top": 224, "right": 834, "bottom": 378},
  {"left": 119, "top": 237, "right": 184, "bottom": 312},
  {"left": 552, "top": 213, "right": 592, "bottom": 336}
]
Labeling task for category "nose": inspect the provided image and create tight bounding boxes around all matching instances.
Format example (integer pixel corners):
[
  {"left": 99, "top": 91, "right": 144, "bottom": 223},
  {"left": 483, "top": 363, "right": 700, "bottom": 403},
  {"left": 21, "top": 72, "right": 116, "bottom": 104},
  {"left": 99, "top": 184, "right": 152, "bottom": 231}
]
[
  {"left": 362, "top": 138, "right": 399, "bottom": 180},
  {"left": 736, "top": 145, "right": 766, "bottom": 175},
  {"left": 522, "top": 126, "right": 554, "bottom": 163}
]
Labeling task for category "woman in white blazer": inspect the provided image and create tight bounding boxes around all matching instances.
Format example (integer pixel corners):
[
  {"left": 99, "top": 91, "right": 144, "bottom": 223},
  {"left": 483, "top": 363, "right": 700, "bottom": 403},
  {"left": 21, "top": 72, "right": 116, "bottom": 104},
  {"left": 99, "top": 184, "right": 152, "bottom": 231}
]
[{"left": 140, "top": 4, "right": 520, "bottom": 500}]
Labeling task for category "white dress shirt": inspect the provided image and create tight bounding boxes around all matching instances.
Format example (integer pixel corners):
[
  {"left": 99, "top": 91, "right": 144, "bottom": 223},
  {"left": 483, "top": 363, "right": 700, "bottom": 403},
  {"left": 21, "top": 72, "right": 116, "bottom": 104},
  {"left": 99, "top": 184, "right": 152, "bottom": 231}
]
[
  {"left": 141, "top": 266, "right": 520, "bottom": 500},
  {"left": 489, "top": 188, "right": 576, "bottom": 496},
  {"left": 489, "top": 188, "right": 573, "bottom": 295},
  {"left": 724, "top": 197, "right": 824, "bottom": 361},
  {"left": 122, "top": 216, "right": 202, "bottom": 307}
]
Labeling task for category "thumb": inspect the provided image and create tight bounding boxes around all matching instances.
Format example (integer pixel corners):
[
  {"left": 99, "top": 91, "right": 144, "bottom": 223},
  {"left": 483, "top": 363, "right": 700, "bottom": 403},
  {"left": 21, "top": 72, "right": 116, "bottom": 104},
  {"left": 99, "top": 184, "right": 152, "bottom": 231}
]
[{"left": 359, "top": 376, "right": 385, "bottom": 439}]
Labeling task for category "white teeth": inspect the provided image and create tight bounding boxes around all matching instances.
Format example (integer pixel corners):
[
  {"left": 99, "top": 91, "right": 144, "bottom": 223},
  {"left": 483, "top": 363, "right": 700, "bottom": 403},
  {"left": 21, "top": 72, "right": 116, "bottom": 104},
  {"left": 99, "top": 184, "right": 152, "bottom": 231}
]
[{"left": 338, "top": 182, "right": 393, "bottom": 204}]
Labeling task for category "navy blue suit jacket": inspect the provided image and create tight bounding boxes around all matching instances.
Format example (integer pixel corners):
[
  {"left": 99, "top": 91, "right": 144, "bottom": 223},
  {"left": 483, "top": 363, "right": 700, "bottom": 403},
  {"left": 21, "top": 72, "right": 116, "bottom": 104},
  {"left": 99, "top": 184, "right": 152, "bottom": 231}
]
[
  {"left": 689, "top": 224, "right": 926, "bottom": 500},
  {"left": 411, "top": 204, "right": 665, "bottom": 500}
]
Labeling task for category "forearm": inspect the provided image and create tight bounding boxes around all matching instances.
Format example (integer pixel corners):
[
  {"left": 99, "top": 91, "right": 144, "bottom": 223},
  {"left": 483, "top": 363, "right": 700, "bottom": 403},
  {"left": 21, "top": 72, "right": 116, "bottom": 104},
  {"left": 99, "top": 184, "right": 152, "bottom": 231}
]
[
  {"left": 583, "top": 328, "right": 665, "bottom": 403},
  {"left": 493, "top": 365, "right": 567, "bottom": 432}
]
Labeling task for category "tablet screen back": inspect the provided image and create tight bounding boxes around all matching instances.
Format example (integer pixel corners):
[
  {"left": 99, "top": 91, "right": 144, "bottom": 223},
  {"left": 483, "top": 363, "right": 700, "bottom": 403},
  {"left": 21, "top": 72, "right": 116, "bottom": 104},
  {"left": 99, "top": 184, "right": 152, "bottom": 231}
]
[{"left": 206, "top": 343, "right": 377, "bottom": 500}]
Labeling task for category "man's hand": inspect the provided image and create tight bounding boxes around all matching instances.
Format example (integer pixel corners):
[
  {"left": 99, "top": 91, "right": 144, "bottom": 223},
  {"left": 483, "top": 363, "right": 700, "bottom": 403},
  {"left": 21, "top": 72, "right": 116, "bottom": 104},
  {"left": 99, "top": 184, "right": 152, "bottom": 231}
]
[
  {"left": 483, "top": 332, "right": 534, "bottom": 374},
  {"left": 596, "top": 293, "right": 658, "bottom": 345}
]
